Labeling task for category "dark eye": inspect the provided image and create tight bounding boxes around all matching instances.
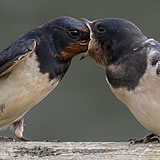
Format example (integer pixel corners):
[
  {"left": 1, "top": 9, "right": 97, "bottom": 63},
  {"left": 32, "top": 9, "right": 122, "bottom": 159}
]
[
  {"left": 97, "top": 25, "right": 106, "bottom": 33},
  {"left": 68, "top": 29, "right": 81, "bottom": 38}
]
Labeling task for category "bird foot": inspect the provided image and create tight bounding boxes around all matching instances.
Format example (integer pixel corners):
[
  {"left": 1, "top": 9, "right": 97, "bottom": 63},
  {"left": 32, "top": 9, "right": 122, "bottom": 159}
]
[
  {"left": 16, "top": 136, "right": 31, "bottom": 142},
  {"left": 129, "top": 133, "right": 160, "bottom": 144},
  {"left": 0, "top": 136, "right": 15, "bottom": 142}
]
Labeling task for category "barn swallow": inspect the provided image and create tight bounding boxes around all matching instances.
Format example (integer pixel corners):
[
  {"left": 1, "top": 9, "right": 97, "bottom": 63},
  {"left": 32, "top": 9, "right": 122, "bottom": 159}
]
[
  {"left": 82, "top": 18, "right": 160, "bottom": 144},
  {"left": 0, "top": 16, "right": 89, "bottom": 141}
]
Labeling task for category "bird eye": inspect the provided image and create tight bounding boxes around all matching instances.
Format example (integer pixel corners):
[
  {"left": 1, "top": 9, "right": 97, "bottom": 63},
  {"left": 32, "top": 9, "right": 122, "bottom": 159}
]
[
  {"left": 68, "top": 29, "right": 81, "bottom": 39},
  {"left": 97, "top": 25, "right": 106, "bottom": 33}
]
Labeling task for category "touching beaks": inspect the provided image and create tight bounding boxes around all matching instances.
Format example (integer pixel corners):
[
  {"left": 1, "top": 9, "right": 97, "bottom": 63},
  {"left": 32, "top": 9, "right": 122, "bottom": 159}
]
[
  {"left": 79, "top": 40, "right": 90, "bottom": 46},
  {"left": 80, "top": 18, "right": 93, "bottom": 60},
  {"left": 81, "top": 18, "right": 93, "bottom": 31}
]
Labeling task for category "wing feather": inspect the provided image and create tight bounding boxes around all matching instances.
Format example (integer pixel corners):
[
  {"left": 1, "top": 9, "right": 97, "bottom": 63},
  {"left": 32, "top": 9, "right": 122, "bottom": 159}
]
[{"left": 0, "top": 39, "right": 36, "bottom": 76}]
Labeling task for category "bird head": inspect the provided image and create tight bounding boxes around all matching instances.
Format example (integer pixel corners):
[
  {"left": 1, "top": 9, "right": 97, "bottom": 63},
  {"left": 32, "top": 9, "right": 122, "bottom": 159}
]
[
  {"left": 81, "top": 18, "right": 147, "bottom": 66},
  {"left": 42, "top": 16, "right": 90, "bottom": 60}
]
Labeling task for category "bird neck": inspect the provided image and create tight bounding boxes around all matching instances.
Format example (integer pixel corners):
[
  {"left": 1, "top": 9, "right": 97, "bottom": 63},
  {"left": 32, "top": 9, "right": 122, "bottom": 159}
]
[
  {"left": 106, "top": 46, "right": 148, "bottom": 91},
  {"left": 109, "top": 36, "right": 147, "bottom": 63}
]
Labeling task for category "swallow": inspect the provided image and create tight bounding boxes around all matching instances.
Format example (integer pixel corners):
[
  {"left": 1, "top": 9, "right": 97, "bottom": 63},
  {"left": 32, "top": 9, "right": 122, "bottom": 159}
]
[
  {"left": 82, "top": 17, "right": 160, "bottom": 144},
  {"left": 0, "top": 16, "right": 89, "bottom": 141}
]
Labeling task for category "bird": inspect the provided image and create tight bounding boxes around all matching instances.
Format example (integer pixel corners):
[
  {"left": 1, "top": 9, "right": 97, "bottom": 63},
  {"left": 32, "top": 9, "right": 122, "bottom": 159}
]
[
  {"left": 81, "top": 17, "right": 160, "bottom": 144},
  {"left": 0, "top": 16, "right": 89, "bottom": 141}
]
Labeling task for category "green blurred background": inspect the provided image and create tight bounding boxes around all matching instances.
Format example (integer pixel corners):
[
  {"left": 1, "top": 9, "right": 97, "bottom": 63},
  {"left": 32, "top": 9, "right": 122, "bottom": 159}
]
[{"left": 0, "top": 0, "right": 159, "bottom": 141}]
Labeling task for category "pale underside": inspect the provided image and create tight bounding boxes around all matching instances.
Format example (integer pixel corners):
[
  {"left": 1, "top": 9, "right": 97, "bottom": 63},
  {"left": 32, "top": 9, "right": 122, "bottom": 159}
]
[
  {"left": 87, "top": 26, "right": 160, "bottom": 135},
  {"left": 0, "top": 52, "right": 60, "bottom": 128},
  {"left": 107, "top": 63, "right": 160, "bottom": 136}
]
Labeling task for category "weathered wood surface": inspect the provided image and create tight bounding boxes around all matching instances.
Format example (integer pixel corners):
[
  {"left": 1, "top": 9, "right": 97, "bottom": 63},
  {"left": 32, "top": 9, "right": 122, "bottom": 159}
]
[{"left": 0, "top": 142, "right": 160, "bottom": 159}]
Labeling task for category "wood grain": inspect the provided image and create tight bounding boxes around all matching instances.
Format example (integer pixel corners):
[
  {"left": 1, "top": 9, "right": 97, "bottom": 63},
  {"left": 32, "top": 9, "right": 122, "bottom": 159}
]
[{"left": 0, "top": 142, "right": 160, "bottom": 159}]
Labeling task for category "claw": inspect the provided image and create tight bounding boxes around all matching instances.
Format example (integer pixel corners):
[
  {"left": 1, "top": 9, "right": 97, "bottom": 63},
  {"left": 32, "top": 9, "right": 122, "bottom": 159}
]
[{"left": 129, "top": 133, "right": 160, "bottom": 144}]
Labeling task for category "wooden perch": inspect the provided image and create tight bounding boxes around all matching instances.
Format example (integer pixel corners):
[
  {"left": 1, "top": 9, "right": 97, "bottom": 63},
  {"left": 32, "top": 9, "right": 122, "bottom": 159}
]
[{"left": 0, "top": 142, "right": 160, "bottom": 159}]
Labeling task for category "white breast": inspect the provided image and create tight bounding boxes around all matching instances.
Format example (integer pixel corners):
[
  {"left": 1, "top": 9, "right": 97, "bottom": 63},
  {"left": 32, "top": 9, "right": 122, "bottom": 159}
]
[
  {"left": 107, "top": 64, "right": 160, "bottom": 136},
  {"left": 0, "top": 52, "right": 60, "bottom": 127}
]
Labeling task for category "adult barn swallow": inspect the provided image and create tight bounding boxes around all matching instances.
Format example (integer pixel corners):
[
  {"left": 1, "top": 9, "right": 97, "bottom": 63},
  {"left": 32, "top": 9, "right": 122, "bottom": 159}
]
[
  {"left": 0, "top": 16, "right": 89, "bottom": 141},
  {"left": 82, "top": 18, "right": 160, "bottom": 143}
]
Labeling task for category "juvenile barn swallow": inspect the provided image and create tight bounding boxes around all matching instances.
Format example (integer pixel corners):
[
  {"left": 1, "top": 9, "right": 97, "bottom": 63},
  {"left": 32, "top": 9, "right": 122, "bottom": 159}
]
[
  {"left": 0, "top": 16, "right": 89, "bottom": 141},
  {"left": 82, "top": 18, "right": 160, "bottom": 143}
]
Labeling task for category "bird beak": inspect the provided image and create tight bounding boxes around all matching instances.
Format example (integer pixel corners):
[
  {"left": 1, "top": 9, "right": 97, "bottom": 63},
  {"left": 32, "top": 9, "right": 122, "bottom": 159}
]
[
  {"left": 81, "top": 18, "right": 92, "bottom": 30},
  {"left": 80, "top": 18, "right": 93, "bottom": 60},
  {"left": 80, "top": 51, "right": 90, "bottom": 60}
]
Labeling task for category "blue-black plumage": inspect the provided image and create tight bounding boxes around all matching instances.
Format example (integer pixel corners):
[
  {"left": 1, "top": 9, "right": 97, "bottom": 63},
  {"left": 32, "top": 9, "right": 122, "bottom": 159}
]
[
  {"left": 83, "top": 18, "right": 160, "bottom": 144},
  {"left": 0, "top": 16, "right": 89, "bottom": 141}
]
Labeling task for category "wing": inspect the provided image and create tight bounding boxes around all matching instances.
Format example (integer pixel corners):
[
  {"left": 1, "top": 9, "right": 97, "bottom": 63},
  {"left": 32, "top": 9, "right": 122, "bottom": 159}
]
[
  {"left": 145, "top": 39, "right": 160, "bottom": 76},
  {"left": 0, "top": 39, "right": 36, "bottom": 76}
]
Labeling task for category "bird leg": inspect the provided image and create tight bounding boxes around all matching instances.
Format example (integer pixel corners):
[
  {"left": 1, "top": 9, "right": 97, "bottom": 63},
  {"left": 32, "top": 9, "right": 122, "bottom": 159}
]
[
  {"left": 129, "top": 133, "right": 160, "bottom": 144},
  {"left": 13, "top": 118, "right": 30, "bottom": 141}
]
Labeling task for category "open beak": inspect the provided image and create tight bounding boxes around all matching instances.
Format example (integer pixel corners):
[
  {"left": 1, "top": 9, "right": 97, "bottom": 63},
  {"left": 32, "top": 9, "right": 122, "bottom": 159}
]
[
  {"left": 79, "top": 40, "right": 90, "bottom": 46},
  {"left": 80, "top": 18, "right": 93, "bottom": 60}
]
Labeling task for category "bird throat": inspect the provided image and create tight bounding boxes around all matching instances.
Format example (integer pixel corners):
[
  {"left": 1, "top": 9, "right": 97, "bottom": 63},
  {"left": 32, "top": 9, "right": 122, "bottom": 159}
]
[{"left": 88, "top": 38, "right": 110, "bottom": 67}]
